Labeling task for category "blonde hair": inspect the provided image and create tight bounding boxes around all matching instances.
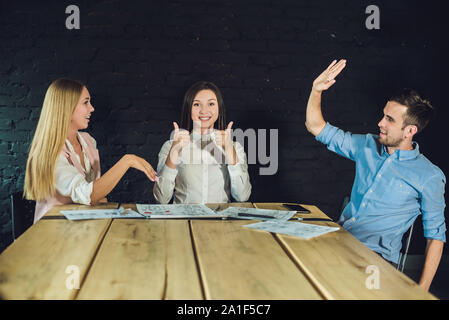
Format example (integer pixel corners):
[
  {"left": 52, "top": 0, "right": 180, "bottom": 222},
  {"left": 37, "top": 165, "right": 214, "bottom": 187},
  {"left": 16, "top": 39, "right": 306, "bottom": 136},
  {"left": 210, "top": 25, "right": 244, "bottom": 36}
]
[{"left": 24, "top": 78, "right": 84, "bottom": 201}]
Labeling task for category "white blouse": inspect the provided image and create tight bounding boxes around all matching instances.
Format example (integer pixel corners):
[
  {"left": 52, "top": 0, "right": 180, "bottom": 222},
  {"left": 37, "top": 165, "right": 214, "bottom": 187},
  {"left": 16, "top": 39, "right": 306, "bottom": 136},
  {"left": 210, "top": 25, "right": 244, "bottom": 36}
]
[
  {"left": 153, "top": 130, "right": 252, "bottom": 204},
  {"left": 54, "top": 132, "right": 98, "bottom": 204},
  {"left": 34, "top": 132, "right": 100, "bottom": 223}
]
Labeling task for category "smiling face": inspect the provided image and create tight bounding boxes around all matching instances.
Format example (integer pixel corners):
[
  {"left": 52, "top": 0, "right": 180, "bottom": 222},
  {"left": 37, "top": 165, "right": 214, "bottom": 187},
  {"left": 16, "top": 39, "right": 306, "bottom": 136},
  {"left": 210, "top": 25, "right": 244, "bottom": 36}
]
[
  {"left": 70, "top": 86, "right": 94, "bottom": 131},
  {"left": 378, "top": 101, "right": 416, "bottom": 150},
  {"left": 191, "top": 89, "right": 219, "bottom": 133}
]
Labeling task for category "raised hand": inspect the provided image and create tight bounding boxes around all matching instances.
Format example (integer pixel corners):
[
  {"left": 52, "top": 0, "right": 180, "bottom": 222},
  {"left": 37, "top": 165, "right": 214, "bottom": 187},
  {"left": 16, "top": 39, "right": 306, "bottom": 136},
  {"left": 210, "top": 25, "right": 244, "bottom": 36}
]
[
  {"left": 312, "top": 59, "right": 346, "bottom": 92},
  {"left": 172, "top": 122, "right": 190, "bottom": 153},
  {"left": 214, "top": 121, "right": 234, "bottom": 149}
]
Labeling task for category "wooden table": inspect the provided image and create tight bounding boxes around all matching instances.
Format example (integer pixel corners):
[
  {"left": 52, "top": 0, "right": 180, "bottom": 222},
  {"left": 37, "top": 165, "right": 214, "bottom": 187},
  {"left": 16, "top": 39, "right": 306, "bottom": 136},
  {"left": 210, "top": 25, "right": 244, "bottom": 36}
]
[{"left": 0, "top": 203, "right": 436, "bottom": 300}]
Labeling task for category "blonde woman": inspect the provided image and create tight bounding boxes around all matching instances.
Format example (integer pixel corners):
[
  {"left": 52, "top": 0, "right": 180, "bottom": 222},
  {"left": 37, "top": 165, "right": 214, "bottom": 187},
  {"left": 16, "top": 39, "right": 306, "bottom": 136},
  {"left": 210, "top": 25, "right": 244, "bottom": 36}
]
[{"left": 24, "top": 78, "right": 158, "bottom": 223}]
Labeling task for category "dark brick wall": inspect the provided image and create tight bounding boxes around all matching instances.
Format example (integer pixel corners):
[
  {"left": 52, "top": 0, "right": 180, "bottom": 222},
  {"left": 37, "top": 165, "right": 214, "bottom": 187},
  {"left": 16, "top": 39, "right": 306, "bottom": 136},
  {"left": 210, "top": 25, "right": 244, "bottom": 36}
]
[{"left": 1, "top": 0, "right": 448, "bottom": 254}]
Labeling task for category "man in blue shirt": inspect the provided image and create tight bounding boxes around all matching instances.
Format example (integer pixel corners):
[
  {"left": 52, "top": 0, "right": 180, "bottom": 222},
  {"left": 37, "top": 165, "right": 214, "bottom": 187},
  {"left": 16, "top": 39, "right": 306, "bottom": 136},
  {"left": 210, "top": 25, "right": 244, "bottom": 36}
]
[{"left": 305, "top": 59, "right": 446, "bottom": 291}]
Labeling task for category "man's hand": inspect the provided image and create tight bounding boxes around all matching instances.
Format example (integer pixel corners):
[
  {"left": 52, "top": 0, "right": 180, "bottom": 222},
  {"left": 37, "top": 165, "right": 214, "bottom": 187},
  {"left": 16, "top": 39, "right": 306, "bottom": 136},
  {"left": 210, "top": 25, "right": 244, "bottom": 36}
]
[
  {"left": 306, "top": 59, "right": 347, "bottom": 136},
  {"left": 312, "top": 59, "right": 347, "bottom": 93}
]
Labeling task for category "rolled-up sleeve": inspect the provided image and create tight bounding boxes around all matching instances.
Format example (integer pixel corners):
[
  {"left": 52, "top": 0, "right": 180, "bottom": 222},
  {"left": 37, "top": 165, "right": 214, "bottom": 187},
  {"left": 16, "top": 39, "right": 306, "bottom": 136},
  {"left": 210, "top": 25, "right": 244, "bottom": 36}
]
[
  {"left": 54, "top": 155, "right": 93, "bottom": 205},
  {"left": 227, "top": 141, "right": 252, "bottom": 202},
  {"left": 421, "top": 171, "right": 447, "bottom": 242},
  {"left": 153, "top": 140, "right": 178, "bottom": 204},
  {"left": 315, "top": 122, "right": 366, "bottom": 161}
]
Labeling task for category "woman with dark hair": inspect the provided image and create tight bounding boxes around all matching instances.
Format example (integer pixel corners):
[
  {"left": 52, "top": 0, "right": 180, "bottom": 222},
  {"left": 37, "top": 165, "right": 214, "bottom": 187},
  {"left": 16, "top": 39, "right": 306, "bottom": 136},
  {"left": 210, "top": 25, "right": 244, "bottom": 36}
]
[{"left": 153, "top": 81, "right": 251, "bottom": 204}]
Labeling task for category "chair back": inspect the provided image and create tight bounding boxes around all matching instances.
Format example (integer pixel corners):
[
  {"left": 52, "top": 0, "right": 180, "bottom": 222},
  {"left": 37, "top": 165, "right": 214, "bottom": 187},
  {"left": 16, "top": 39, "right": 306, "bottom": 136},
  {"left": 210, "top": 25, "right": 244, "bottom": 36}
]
[
  {"left": 397, "top": 222, "right": 415, "bottom": 272},
  {"left": 10, "top": 192, "right": 35, "bottom": 240},
  {"left": 340, "top": 195, "right": 415, "bottom": 272}
]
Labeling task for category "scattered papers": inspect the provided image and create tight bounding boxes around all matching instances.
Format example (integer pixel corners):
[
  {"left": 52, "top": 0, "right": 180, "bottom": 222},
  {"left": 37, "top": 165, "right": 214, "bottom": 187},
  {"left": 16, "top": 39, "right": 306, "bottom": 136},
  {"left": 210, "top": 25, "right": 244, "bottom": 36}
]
[
  {"left": 136, "top": 204, "right": 219, "bottom": 218},
  {"left": 244, "top": 221, "right": 340, "bottom": 239},
  {"left": 219, "top": 207, "right": 297, "bottom": 221},
  {"left": 60, "top": 205, "right": 299, "bottom": 221},
  {"left": 61, "top": 208, "right": 143, "bottom": 220}
]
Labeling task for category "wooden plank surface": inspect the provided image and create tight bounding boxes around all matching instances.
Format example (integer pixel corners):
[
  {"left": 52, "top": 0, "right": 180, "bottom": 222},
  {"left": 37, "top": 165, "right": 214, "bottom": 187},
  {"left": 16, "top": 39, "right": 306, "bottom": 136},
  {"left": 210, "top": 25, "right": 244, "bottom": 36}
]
[
  {"left": 0, "top": 219, "right": 111, "bottom": 299},
  {"left": 191, "top": 202, "right": 323, "bottom": 299},
  {"left": 254, "top": 203, "right": 436, "bottom": 300},
  {"left": 77, "top": 219, "right": 203, "bottom": 299}
]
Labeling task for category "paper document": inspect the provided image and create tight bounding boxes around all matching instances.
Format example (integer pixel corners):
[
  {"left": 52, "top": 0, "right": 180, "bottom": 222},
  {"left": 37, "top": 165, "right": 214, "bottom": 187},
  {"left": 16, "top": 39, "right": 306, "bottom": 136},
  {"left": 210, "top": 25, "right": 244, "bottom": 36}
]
[
  {"left": 244, "top": 221, "right": 340, "bottom": 239},
  {"left": 136, "top": 204, "right": 220, "bottom": 218},
  {"left": 219, "top": 207, "right": 297, "bottom": 221},
  {"left": 61, "top": 208, "right": 143, "bottom": 220}
]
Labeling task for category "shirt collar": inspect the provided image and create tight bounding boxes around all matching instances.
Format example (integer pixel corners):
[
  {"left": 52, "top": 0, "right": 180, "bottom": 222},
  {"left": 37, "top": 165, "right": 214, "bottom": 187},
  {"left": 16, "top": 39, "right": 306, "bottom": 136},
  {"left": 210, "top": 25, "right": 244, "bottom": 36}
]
[
  {"left": 382, "top": 141, "right": 420, "bottom": 161},
  {"left": 66, "top": 132, "right": 88, "bottom": 152},
  {"left": 191, "top": 129, "right": 215, "bottom": 140}
]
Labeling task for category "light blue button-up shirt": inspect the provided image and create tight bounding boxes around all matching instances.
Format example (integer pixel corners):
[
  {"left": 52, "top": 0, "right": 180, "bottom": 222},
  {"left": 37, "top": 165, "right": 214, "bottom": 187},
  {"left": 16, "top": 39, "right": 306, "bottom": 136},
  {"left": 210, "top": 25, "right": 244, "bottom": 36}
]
[{"left": 316, "top": 123, "right": 446, "bottom": 263}]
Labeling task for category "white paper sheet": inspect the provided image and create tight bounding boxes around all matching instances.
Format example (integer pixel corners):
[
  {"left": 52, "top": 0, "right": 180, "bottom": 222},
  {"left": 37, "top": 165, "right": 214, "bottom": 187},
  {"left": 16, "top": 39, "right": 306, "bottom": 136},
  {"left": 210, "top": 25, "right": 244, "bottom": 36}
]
[
  {"left": 218, "top": 206, "right": 297, "bottom": 221},
  {"left": 60, "top": 208, "right": 143, "bottom": 220},
  {"left": 244, "top": 220, "right": 340, "bottom": 239},
  {"left": 135, "top": 204, "right": 220, "bottom": 218}
]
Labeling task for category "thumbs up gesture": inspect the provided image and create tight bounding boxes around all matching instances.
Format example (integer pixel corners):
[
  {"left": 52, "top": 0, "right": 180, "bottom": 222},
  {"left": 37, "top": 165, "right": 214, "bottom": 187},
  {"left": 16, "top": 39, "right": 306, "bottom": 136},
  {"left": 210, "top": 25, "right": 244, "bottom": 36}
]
[
  {"left": 214, "top": 121, "right": 234, "bottom": 150},
  {"left": 166, "top": 122, "right": 191, "bottom": 169},
  {"left": 172, "top": 122, "right": 190, "bottom": 153}
]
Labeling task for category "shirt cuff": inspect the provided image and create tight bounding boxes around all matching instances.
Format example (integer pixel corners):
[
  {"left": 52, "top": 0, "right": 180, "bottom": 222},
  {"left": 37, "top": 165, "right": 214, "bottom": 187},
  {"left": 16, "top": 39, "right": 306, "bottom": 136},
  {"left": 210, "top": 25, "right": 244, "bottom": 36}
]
[
  {"left": 424, "top": 227, "right": 447, "bottom": 243},
  {"left": 158, "top": 164, "right": 178, "bottom": 182},
  {"left": 315, "top": 122, "right": 334, "bottom": 144},
  {"left": 227, "top": 163, "right": 244, "bottom": 177},
  {"left": 71, "top": 180, "right": 93, "bottom": 205}
]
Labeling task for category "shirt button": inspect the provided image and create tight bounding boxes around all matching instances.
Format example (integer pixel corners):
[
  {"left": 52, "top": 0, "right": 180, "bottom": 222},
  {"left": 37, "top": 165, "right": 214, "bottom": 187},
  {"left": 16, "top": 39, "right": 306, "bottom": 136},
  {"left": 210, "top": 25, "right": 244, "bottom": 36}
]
[
  {"left": 351, "top": 217, "right": 356, "bottom": 221},
  {"left": 369, "top": 189, "right": 373, "bottom": 193},
  {"left": 362, "top": 202, "right": 366, "bottom": 207},
  {"left": 377, "top": 174, "right": 382, "bottom": 178}
]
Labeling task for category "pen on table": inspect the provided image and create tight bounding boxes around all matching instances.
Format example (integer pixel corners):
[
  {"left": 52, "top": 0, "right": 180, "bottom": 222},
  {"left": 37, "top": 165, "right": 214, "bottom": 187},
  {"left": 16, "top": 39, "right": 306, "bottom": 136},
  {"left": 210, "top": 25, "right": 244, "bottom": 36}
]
[
  {"left": 296, "top": 217, "right": 334, "bottom": 222},
  {"left": 237, "top": 212, "right": 275, "bottom": 219}
]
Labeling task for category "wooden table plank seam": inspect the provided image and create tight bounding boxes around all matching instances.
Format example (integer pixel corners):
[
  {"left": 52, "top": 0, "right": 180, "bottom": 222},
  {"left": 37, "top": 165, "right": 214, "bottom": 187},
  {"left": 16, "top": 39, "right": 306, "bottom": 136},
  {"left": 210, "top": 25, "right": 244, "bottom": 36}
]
[
  {"left": 188, "top": 220, "right": 208, "bottom": 300},
  {"left": 274, "top": 233, "right": 334, "bottom": 300},
  {"left": 161, "top": 230, "right": 169, "bottom": 300},
  {"left": 73, "top": 219, "right": 113, "bottom": 299},
  {"left": 1, "top": 203, "right": 436, "bottom": 300}
]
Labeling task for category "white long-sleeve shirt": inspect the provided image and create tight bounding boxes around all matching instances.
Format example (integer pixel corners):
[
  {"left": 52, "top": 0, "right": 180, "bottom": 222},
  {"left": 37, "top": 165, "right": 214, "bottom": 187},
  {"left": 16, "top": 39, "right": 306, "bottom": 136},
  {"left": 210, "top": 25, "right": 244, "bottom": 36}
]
[{"left": 153, "top": 130, "right": 252, "bottom": 204}]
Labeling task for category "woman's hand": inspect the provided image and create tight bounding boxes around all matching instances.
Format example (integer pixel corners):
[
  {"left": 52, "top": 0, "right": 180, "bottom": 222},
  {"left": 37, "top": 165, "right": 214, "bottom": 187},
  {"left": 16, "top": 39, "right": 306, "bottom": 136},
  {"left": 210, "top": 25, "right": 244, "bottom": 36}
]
[
  {"left": 215, "top": 121, "right": 237, "bottom": 165},
  {"left": 165, "top": 122, "right": 190, "bottom": 169},
  {"left": 214, "top": 121, "right": 234, "bottom": 150},
  {"left": 171, "top": 122, "right": 190, "bottom": 153},
  {"left": 91, "top": 154, "right": 158, "bottom": 204},
  {"left": 124, "top": 154, "right": 158, "bottom": 182}
]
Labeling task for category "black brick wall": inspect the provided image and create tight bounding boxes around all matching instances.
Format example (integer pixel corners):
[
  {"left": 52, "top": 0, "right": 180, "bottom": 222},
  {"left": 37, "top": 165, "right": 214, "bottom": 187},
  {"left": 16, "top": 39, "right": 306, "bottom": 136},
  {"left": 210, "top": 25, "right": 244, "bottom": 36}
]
[{"left": 1, "top": 0, "right": 448, "bottom": 254}]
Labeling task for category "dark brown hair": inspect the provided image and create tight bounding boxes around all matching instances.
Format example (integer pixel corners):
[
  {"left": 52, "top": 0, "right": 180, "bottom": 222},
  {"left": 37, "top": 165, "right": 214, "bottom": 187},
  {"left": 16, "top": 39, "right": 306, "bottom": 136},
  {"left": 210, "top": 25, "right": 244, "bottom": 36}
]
[
  {"left": 389, "top": 88, "right": 434, "bottom": 133},
  {"left": 179, "top": 81, "right": 226, "bottom": 131}
]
